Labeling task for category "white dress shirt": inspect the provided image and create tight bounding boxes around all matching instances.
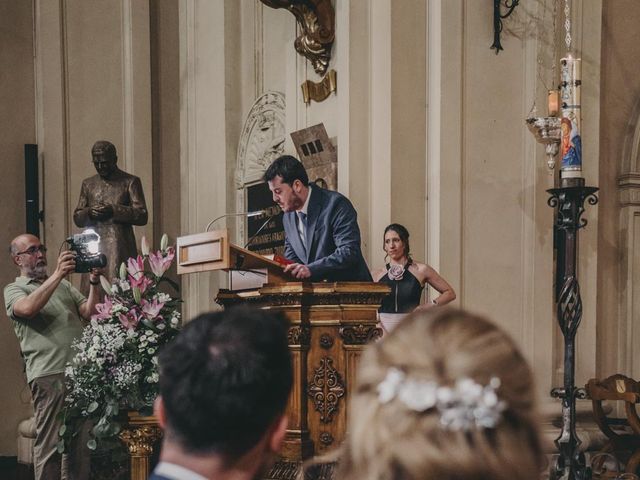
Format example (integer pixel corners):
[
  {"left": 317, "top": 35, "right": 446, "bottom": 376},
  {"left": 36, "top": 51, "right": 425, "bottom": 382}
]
[{"left": 153, "top": 462, "right": 208, "bottom": 480}]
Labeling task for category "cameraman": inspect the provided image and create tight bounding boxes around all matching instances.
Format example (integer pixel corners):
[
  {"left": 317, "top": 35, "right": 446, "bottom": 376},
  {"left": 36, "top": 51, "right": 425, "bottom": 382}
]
[{"left": 4, "top": 233, "right": 101, "bottom": 480}]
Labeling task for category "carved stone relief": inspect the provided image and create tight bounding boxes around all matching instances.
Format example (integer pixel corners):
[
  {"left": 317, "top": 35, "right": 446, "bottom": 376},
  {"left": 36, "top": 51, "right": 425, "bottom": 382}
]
[
  {"left": 235, "top": 91, "right": 286, "bottom": 241},
  {"left": 236, "top": 91, "right": 286, "bottom": 188}
]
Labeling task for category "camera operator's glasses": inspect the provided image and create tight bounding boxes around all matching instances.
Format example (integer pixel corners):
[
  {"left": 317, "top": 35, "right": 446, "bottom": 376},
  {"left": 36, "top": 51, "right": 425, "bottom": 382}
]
[{"left": 16, "top": 245, "right": 47, "bottom": 256}]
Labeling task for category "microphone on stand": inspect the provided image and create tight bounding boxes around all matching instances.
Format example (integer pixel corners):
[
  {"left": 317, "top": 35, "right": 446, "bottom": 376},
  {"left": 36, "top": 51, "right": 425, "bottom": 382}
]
[
  {"left": 245, "top": 212, "right": 277, "bottom": 249},
  {"left": 205, "top": 210, "right": 264, "bottom": 232}
]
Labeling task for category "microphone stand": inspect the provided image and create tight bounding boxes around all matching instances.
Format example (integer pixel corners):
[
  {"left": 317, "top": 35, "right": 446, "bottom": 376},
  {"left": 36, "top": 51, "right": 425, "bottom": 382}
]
[{"left": 205, "top": 210, "right": 264, "bottom": 232}]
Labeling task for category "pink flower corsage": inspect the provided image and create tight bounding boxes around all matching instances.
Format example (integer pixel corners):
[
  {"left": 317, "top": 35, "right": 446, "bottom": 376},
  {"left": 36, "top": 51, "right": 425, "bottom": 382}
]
[{"left": 388, "top": 264, "right": 405, "bottom": 281}]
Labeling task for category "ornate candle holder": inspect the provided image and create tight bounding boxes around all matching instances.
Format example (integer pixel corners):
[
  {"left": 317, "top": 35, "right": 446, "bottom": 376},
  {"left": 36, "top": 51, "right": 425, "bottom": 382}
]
[
  {"left": 547, "top": 181, "right": 598, "bottom": 480},
  {"left": 529, "top": 1, "right": 593, "bottom": 476},
  {"left": 526, "top": 115, "right": 561, "bottom": 170}
]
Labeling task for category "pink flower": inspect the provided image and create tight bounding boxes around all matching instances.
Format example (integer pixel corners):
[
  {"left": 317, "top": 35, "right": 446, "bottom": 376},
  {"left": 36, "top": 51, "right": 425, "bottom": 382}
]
[
  {"left": 118, "top": 310, "right": 141, "bottom": 330},
  {"left": 92, "top": 297, "right": 113, "bottom": 322},
  {"left": 127, "top": 255, "right": 145, "bottom": 281},
  {"left": 148, "top": 247, "right": 175, "bottom": 278},
  {"left": 129, "top": 274, "right": 153, "bottom": 295},
  {"left": 141, "top": 298, "right": 164, "bottom": 321}
]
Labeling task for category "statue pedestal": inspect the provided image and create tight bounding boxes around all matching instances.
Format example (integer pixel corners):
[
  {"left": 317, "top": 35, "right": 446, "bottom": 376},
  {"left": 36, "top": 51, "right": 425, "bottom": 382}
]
[{"left": 217, "top": 281, "right": 389, "bottom": 466}]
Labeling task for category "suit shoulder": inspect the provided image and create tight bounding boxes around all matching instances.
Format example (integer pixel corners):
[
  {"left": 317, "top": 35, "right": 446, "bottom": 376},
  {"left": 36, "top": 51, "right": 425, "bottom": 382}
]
[
  {"left": 320, "top": 187, "right": 344, "bottom": 199},
  {"left": 318, "top": 187, "right": 352, "bottom": 206}
]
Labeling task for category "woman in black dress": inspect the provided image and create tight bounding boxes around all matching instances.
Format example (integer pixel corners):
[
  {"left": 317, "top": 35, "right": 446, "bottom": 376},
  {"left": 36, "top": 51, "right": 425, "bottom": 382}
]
[{"left": 371, "top": 223, "right": 455, "bottom": 333}]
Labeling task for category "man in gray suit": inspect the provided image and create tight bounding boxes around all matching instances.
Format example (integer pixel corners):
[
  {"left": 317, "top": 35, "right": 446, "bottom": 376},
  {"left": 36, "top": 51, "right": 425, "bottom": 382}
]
[{"left": 264, "top": 155, "right": 372, "bottom": 282}]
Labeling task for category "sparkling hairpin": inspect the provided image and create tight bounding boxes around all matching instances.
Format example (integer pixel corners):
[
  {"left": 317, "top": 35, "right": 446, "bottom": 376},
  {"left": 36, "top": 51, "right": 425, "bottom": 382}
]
[{"left": 376, "top": 368, "right": 506, "bottom": 431}]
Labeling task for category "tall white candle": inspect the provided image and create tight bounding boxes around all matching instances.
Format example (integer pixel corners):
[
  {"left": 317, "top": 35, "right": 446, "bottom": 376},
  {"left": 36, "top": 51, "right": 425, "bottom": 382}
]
[{"left": 559, "top": 55, "right": 582, "bottom": 177}]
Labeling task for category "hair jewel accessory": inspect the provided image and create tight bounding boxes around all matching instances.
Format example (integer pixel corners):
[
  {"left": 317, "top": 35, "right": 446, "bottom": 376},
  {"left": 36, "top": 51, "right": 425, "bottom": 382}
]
[
  {"left": 387, "top": 264, "right": 405, "bottom": 281},
  {"left": 377, "top": 368, "right": 506, "bottom": 431}
]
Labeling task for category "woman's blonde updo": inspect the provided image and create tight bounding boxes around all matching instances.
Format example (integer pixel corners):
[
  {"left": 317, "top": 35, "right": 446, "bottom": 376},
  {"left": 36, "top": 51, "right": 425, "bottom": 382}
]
[{"left": 336, "top": 308, "right": 544, "bottom": 480}]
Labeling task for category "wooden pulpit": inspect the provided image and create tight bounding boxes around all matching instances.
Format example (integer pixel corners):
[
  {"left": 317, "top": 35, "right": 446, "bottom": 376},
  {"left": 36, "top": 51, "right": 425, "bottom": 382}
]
[
  {"left": 216, "top": 282, "right": 388, "bottom": 471},
  {"left": 176, "top": 229, "right": 290, "bottom": 284},
  {"left": 176, "top": 229, "right": 390, "bottom": 478}
]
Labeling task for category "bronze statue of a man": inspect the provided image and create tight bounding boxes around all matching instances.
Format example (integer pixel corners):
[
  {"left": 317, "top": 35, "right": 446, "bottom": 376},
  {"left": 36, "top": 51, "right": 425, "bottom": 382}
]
[{"left": 74, "top": 141, "right": 148, "bottom": 289}]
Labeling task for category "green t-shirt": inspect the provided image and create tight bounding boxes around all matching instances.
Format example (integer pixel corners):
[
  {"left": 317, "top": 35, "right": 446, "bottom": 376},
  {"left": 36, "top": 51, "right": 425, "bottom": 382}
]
[{"left": 4, "top": 277, "right": 87, "bottom": 383}]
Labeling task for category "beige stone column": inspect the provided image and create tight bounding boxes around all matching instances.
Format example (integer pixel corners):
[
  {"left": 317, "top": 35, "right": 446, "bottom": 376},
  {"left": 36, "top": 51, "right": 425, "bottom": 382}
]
[{"left": 179, "top": 0, "right": 230, "bottom": 319}]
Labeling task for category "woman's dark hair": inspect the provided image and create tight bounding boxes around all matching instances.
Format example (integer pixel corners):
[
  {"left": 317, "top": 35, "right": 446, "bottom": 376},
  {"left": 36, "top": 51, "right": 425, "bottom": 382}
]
[{"left": 383, "top": 223, "right": 411, "bottom": 261}]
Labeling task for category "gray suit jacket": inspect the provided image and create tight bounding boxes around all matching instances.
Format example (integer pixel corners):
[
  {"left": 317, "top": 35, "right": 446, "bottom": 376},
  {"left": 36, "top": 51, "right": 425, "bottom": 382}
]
[{"left": 283, "top": 186, "right": 372, "bottom": 282}]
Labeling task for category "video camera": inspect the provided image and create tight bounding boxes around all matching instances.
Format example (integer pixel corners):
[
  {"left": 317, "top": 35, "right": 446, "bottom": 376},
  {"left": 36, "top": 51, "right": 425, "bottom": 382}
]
[{"left": 66, "top": 229, "right": 107, "bottom": 273}]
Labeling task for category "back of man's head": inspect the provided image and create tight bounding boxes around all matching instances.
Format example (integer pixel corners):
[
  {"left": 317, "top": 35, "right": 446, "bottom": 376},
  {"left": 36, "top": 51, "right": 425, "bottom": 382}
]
[{"left": 157, "top": 306, "right": 292, "bottom": 458}]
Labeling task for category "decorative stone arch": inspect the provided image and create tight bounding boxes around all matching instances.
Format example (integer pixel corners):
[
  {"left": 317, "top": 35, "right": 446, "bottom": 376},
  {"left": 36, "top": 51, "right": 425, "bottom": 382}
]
[
  {"left": 620, "top": 97, "right": 640, "bottom": 203},
  {"left": 234, "top": 92, "right": 286, "bottom": 242},
  {"left": 618, "top": 95, "right": 640, "bottom": 377}
]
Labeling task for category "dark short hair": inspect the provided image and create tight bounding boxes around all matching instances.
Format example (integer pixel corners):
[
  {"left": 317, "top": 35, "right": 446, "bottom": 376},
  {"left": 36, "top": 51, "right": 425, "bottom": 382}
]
[
  {"left": 384, "top": 223, "right": 411, "bottom": 260},
  {"left": 158, "top": 307, "right": 293, "bottom": 457},
  {"left": 263, "top": 155, "right": 309, "bottom": 186},
  {"left": 91, "top": 140, "right": 117, "bottom": 160}
]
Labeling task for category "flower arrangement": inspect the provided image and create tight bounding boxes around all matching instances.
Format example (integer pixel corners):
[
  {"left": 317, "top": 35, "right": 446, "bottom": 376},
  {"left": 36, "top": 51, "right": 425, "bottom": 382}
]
[{"left": 58, "top": 234, "right": 181, "bottom": 452}]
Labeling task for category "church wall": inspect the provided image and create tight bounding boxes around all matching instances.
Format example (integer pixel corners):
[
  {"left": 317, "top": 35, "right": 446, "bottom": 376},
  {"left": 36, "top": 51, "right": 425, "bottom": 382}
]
[
  {"left": 435, "top": 0, "right": 557, "bottom": 405},
  {"left": 0, "top": 0, "right": 38, "bottom": 456},
  {"left": 150, "top": 0, "right": 181, "bottom": 285},
  {"left": 434, "top": 0, "right": 602, "bottom": 414},
  {"left": 342, "top": 0, "right": 372, "bottom": 261},
  {"left": 598, "top": 0, "right": 640, "bottom": 379},
  {"left": 390, "top": 0, "right": 427, "bottom": 265},
  {"left": 224, "top": 1, "right": 244, "bottom": 250},
  {"left": 178, "top": 0, "right": 232, "bottom": 319}
]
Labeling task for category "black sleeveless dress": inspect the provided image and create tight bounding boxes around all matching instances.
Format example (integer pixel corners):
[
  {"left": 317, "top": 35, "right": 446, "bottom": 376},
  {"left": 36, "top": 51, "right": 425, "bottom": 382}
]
[{"left": 377, "top": 263, "right": 424, "bottom": 313}]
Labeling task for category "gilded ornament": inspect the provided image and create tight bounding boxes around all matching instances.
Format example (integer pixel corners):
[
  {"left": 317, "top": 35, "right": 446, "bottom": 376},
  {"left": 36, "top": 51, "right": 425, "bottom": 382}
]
[
  {"left": 340, "top": 324, "right": 383, "bottom": 345},
  {"left": 287, "top": 325, "right": 311, "bottom": 346},
  {"left": 307, "top": 356, "right": 345, "bottom": 423},
  {"left": 119, "top": 424, "right": 162, "bottom": 456},
  {"left": 319, "top": 333, "right": 334, "bottom": 349},
  {"left": 301, "top": 69, "right": 337, "bottom": 104},
  {"left": 319, "top": 431, "right": 334, "bottom": 446},
  {"left": 259, "top": 0, "right": 335, "bottom": 75}
]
